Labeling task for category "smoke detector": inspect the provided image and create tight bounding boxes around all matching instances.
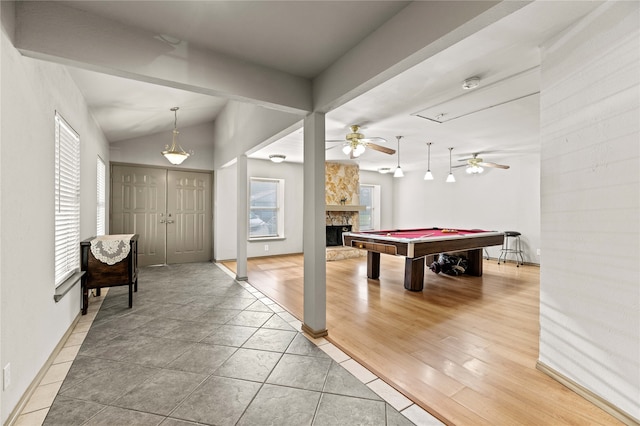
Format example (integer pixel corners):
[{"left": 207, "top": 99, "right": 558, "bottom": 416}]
[{"left": 462, "top": 77, "right": 480, "bottom": 90}]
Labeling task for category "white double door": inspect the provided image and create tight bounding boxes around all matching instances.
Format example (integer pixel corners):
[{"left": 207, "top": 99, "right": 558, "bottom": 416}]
[{"left": 111, "top": 165, "right": 212, "bottom": 267}]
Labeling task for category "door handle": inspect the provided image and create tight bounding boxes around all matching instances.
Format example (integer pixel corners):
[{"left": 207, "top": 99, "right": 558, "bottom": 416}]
[
  {"left": 166, "top": 220, "right": 174, "bottom": 224},
  {"left": 160, "top": 219, "right": 166, "bottom": 223}
]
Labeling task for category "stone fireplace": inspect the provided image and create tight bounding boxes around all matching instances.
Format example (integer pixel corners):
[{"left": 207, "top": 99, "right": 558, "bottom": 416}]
[{"left": 325, "top": 162, "right": 367, "bottom": 261}]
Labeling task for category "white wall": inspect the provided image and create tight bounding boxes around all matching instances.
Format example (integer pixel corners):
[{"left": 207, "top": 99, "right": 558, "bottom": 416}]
[
  {"left": 110, "top": 121, "right": 215, "bottom": 171},
  {"left": 213, "top": 164, "right": 237, "bottom": 261},
  {"left": 247, "top": 159, "right": 304, "bottom": 258},
  {"left": 1, "top": 2, "right": 110, "bottom": 421},
  {"left": 539, "top": 2, "right": 639, "bottom": 420},
  {"left": 392, "top": 153, "right": 541, "bottom": 263},
  {"left": 214, "top": 159, "right": 304, "bottom": 261}
]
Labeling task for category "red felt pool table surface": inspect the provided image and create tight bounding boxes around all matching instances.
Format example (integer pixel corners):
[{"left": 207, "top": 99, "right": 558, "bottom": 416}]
[
  {"left": 342, "top": 227, "right": 504, "bottom": 291},
  {"left": 361, "top": 227, "right": 491, "bottom": 239}
]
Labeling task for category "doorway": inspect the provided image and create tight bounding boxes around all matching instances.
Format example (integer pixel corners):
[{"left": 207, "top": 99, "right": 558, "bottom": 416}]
[{"left": 111, "top": 164, "right": 212, "bottom": 267}]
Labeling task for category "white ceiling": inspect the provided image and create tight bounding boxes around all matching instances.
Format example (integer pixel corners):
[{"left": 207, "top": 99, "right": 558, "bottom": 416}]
[{"left": 58, "top": 1, "right": 601, "bottom": 174}]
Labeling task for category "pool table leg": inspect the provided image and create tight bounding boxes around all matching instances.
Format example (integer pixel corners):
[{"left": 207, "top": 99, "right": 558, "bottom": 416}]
[
  {"left": 367, "top": 251, "right": 380, "bottom": 279},
  {"left": 404, "top": 257, "right": 425, "bottom": 291},
  {"left": 466, "top": 249, "right": 483, "bottom": 276}
]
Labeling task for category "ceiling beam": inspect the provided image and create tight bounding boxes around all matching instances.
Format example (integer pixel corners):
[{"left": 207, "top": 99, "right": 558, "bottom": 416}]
[{"left": 14, "top": 1, "right": 312, "bottom": 115}]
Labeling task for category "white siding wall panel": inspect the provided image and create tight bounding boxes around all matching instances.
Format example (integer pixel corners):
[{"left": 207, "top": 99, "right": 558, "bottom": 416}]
[{"left": 539, "top": 1, "right": 639, "bottom": 419}]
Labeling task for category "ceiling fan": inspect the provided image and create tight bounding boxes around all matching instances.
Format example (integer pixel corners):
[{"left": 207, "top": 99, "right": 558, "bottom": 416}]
[
  {"left": 327, "top": 125, "right": 396, "bottom": 158},
  {"left": 455, "top": 153, "right": 510, "bottom": 174}
]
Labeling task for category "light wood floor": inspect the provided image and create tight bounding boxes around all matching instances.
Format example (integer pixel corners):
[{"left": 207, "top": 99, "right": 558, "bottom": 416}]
[{"left": 222, "top": 254, "right": 621, "bottom": 425}]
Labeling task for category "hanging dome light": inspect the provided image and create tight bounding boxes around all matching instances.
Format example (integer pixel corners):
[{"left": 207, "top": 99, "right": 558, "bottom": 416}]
[
  {"left": 424, "top": 142, "right": 434, "bottom": 180},
  {"left": 161, "top": 107, "right": 191, "bottom": 165},
  {"left": 393, "top": 136, "right": 404, "bottom": 177},
  {"left": 446, "top": 147, "right": 456, "bottom": 183}
]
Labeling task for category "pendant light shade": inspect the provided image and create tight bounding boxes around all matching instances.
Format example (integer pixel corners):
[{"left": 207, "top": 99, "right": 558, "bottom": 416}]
[
  {"left": 446, "top": 147, "right": 456, "bottom": 183},
  {"left": 162, "top": 107, "right": 191, "bottom": 165},
  {"left": 393, "top": 136, "right": 404, "bottom": 178},
  {"left": 424, "top": 142, "right": 434, "bottom": 180}
]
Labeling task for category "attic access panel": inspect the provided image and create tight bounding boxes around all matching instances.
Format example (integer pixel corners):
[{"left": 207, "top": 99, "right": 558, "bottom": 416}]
[{"left": 413, "top": 67, "right": 540, "bottom": 124}]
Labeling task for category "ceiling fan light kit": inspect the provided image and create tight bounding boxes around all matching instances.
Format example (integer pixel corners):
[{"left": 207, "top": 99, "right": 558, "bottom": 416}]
[
  {"left": 161, "top": 107, "right": 191, "bottom": 165},
  {"left": 327, "top": 124, "right": 395, "bottom": 159},
  {"left": 458, "top": 153, "right": 510, "bottom": 173}
]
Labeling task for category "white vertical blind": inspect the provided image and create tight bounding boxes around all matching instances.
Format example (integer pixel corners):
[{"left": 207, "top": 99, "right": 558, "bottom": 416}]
[
  {"left": 54, "top": 112, "right": 80, "bottom": 287},
  {"left": 96, "top": 157, "right": 106, "bottom": 236}
]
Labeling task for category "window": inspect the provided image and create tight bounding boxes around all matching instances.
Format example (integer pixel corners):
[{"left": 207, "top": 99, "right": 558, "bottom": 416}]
[
  {"left": 359, "top": 184, "right": 380, "bottom": 231},
  {"left": 54, "top": 112, "right": 81, "bottom": 287},
  {"left": 97, "top": 156, "right": 106, "bottom": 236},
  {"left": 249, "top": 178, "right": 284, "bottom": 239}
]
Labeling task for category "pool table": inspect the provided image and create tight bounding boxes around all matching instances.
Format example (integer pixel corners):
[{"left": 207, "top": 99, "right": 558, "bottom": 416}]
[{"left": 342, "top": 227, "right": 504, "bottom": 291}]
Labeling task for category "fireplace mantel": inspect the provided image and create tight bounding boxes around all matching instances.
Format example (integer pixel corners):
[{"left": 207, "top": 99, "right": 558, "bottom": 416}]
[{"left": 326, "top": 205, "right": 366, "bottom": 212}]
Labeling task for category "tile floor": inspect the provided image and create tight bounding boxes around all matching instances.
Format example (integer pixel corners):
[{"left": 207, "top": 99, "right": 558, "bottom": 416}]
[{"left": 15, "top": 262, "right": 444, "bottom": 426}]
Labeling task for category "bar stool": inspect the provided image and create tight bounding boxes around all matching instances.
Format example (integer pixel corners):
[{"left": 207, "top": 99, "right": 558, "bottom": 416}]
[{"left": 498, "top": 231, "right": 525, "bottom": 266}]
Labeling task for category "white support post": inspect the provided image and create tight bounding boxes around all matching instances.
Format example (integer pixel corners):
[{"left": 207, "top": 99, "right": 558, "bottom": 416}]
[
  {"left": 236, "top": 155, "right": 248, "bottom": 281},
  {"left": 302, "top": 112, "right": 328, "bottom": 337}
]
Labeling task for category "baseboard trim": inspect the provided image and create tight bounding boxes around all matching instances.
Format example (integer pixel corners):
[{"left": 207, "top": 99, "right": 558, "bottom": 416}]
[
  {"left": 536, "top": 361, "right": 639, "bottom": 426},
  {"left": 5, "top": 313, "right": 81, "bottom": 426}
]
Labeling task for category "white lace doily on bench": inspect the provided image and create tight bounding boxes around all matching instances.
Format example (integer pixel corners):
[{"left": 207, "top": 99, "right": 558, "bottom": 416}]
[{"left": 90, "top": 234, "right": 135, "bottom": 265}]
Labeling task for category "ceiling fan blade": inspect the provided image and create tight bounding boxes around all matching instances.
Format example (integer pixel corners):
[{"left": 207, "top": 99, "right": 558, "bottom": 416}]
[
  {"left": 360, "top": 137, "right": 387, "bottom": 144},
  {"left": 479, "top": 162, "right": 510, "bottom": 169},
  {"left": 326, "top": 139, "right": 346, "bottom": 143},
  {"left": 367, "top": 143, "right": 396, "bottom": 155}
]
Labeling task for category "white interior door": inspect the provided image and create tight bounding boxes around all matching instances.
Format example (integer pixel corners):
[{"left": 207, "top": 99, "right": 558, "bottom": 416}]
[
  {"left": 111, "top": 165, "right": 167, "bottom": 267},
  {"left": 166, "top": 170, "right": 212, "bottom": 264},
  {"left": 111, "top": 165, "right": 212, "bottom": 266}
]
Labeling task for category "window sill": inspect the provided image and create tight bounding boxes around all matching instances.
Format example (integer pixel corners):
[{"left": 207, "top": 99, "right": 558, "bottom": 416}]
[
  {"left": 248, "top": 236, "right": 285, "bottom": 242},
  {"left": 54, "top": 271, "right": 85, "bottom": 302}
]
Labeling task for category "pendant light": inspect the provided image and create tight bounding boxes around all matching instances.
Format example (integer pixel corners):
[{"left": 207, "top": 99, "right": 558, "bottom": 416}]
[
  {"left": 162, "top": 107, "right": 191, "bottom": 165},
  {"left": 446, "top": 147, "right": 456, "bottom": 183},
  {"left": 393, "top": 136, "right": 404, "bottom": 178},
  {"left": 424, "top": 142, "right": 434, "bottom": 180}
]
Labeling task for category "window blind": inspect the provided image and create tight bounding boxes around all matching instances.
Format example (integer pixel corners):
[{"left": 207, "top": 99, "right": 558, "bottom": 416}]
[
  {"left": 249, "top": 178, "right": 284, "bottom": 239},
  {"left": 54, "top": 113, "right": 80, "bottom": 287},
  {"left": 97, "top": 157, "right": 106, "bottom": 236}
]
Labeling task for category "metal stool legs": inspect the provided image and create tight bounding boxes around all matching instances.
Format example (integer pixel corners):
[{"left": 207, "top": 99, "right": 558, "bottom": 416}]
[{"left": 498, "top": 231, "right": 525, "bottom": 266}]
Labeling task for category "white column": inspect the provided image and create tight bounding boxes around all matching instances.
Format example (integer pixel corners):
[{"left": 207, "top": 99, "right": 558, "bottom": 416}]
[
  {"left": 302, "top": 112, "right": 328, "bottom": 337},
  {"left": 236, "top": 155, "right": 248, "bottom": 281}
]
